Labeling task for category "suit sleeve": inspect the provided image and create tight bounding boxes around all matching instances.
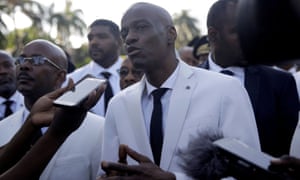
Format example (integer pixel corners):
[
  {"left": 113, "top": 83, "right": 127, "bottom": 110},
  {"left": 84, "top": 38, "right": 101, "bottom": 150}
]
[{"left": 277, "top": 74, "right": 299, "bottom": 155}]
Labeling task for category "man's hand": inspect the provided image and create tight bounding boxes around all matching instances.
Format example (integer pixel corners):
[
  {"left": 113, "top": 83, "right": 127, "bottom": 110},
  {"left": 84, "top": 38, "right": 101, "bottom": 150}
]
[
  {"left": 48, "top": 78, "right": 106, "bottom": 138},
  {"left": 270, "top": 155, "right": 300, "bottom": 179},
  {"left": 28, "top": 79, "right": 75, "bottom": 128},
  {"left": 99, "top": 144, "right": 176, "bottom": 180},
  {"left": 28, "top": 78, "right": 106, "bottom": 137}
]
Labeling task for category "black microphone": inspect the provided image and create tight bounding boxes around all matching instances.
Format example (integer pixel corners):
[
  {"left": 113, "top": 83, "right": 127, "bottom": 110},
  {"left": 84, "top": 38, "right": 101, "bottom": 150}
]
[
  {"left": 178, "top": 129, "right": 288, "bottom": 180},
  {"left": 178, "top": 129, "right": 228, "bottom": 180}
]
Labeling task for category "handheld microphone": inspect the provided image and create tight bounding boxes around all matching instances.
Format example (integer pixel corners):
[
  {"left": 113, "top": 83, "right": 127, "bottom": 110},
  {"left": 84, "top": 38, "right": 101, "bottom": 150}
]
[
  {"left": 178, "top": 129, "right": 228, "bottom": 180},
  {"left": 178, "top": 129, "right": 287, "bottom": 180}
]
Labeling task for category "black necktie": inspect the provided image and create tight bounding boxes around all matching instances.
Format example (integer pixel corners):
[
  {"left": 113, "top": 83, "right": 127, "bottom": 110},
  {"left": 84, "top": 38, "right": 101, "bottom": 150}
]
[
  {"left": 220, "top": 69, "right": 234, "bottom": 76},
  {"left": 101, "top": 72, "right": 113, "bottom": 113},
  {"left": 150, "top": 88, "right": 168, "bottom": 166},
  {"left": 3, "top": 100, "right": 13, "bottom": 118}
]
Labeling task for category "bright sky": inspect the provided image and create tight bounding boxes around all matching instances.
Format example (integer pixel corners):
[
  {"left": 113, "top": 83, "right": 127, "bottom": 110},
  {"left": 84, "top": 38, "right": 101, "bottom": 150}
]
[{"left": 5, "top": 0, "right": 217, "bottom": 48}]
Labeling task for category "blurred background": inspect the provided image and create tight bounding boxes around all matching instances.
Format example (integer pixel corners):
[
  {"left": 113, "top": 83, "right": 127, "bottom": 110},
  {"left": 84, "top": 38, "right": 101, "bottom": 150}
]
[{"left": 0, "top": 0, "right": 216, "bottom": 67}]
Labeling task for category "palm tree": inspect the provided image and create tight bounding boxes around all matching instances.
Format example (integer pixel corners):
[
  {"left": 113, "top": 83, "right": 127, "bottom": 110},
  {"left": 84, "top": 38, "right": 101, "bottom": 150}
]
[
  {"left": 48, "top": 0, "right": 86, "bottom": 49},
  {"left": 0, "top": 4, "right": 8, "bottom": 48},
  {"left": 0, "top": 0, "right": 44, "bottom": 54},
  {"left": 173, "top": 10, "right": 201, "bottom": 48}
]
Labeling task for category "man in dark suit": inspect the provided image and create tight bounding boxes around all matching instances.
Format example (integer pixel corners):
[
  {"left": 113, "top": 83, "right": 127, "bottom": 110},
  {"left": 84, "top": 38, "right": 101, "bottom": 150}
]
[{"left": 200, "top": 0, "right": 299, "bottom": 157}]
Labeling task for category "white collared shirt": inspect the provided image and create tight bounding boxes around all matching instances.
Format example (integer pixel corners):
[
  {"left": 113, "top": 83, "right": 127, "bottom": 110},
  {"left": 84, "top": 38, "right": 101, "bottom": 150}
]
[
  {"left": 66, "top": 58, "right": 123, "bottom": 116},
  {"left": 141, "top": 64, "right": 179, "bottom": 137},
  {"left": 0, "top": 91, "right": 24, "bottom": 119},
  {"left": 208, "top": 53, "right": 245, "bottom": 85}
]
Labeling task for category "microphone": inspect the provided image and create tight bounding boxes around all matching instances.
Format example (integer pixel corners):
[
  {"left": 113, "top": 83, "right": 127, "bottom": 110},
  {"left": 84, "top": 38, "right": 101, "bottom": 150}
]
[
  {"left": 178, "top": 129, "right": 228, "bottom": 180},
  {"left": 178, "top": 129, "right": 287, "bottom": 180}
]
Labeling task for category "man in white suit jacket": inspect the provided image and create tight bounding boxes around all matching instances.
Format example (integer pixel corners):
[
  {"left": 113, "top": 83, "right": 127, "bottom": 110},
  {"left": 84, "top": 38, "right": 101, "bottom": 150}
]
[
  {"left": 98, "top": 2, "right": 260, "bottom": 179},
  {"left": 0, "top": 108, "right": 104, "bottom": 180},
  {"left": 0, "top": 39, "right": 104, "bottom": 180}
]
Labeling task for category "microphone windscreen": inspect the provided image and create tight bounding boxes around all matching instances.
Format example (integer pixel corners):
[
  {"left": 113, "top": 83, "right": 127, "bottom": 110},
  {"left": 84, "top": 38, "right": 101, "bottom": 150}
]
[{"left": 178, "top": 129, "right": 228, "bottom": 180}]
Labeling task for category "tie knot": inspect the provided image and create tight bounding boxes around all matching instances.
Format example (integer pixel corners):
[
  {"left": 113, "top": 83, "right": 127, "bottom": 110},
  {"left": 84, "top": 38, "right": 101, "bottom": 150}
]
[
  {"left": 220, "top": 69, "right": 234, "bottom": 76},
  {"left": 101, "top": 72, "right": 111, "bottom": 79},
  {"left": 152, "top": 88, "right": 168, "bottom": 100}
]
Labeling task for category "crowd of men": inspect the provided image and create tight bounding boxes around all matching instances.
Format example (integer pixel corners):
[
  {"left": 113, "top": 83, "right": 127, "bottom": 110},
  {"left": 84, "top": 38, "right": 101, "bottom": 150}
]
[{"left": 0, "top": 0, "right": 299, "bottom": 179}]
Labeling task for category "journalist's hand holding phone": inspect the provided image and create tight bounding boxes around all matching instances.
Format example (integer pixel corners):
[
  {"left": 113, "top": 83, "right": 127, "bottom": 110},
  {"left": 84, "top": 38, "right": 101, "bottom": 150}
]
[
  {"left": 53, "top": 77, "right": 106, "bottom": 108},
  {"left": 49, "top": 78, "right": 106, "bottom": 137}
]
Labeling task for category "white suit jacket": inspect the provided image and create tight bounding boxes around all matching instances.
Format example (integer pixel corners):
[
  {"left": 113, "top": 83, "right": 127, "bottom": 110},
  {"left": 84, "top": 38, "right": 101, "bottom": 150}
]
[
  {"left": 99, "top": 62, "right": 261, "bottom": 179},
  {"left": 0, "top": 108, "right": 104, "bottom": 180},
  {"left": 290, "top": 115, "right": 300, "bottom": 158}
]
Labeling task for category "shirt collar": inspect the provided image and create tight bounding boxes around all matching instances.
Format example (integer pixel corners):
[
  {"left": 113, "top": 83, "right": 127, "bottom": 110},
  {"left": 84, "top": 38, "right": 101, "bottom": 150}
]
[
  {"left": 208, "top": 53, "right": 244, "bottom": 76},
  {"left": 90, "top": 57, "right": 123, "bottom": 77},
  {"left": 0, "top": 91, "right": 23, "bottom": 104},
  {"left": 145, "top": 63, "right": 179, "bottom": 97}
]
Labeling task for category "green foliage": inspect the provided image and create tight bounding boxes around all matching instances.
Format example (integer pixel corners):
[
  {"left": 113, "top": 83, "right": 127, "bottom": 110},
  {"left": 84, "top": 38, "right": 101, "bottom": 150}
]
[
  {"left": 0, "top": 1, "right": 201, "bottom": 64},
  {"left": 6, "top": 27, "right": 54, "bottom": 56},
  {"left": 0, "top": 0, "right": 86, "bottom": 54},
  {"left": 173, "top": 10, "right": 201, "bottom": 48},
  {"left": 71, "top": 43, "right": 90, "bottom": 68},
  {"left": 47, "top": 0, "right": 87, "bottom": 49}
]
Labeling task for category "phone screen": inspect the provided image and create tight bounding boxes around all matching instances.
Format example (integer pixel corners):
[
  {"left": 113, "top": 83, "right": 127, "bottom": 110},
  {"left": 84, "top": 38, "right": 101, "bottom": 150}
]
[{"left": 53, "top": 78, "right": 106, "bottom": 107}]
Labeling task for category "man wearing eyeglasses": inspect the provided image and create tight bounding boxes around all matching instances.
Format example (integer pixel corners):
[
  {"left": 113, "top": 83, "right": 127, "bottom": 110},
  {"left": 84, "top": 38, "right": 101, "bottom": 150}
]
[
  {"left": 0, "top": 39, "right": 105, "bottom": 180},
  {"left": 118, "top": 57, "right": 144, "bottom": 90}
]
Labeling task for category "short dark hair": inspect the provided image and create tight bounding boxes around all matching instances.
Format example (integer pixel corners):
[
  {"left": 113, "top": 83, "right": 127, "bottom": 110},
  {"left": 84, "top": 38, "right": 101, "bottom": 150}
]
[
  {"left": 207, "top": 0, "right": 238, "bottom": 29},
  {"left": 89, "top": 19, "right": 121, "bottom": 40}
]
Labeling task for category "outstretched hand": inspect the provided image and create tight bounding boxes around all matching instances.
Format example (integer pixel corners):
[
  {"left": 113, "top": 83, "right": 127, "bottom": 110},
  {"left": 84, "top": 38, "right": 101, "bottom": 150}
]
[
  {"left": 48, "top": 78, "right": 106, "bottom": 137},
  {"left": 98, "top": 144, "right": 175, "bottom": 180},
  {"left": 28, "top": 79, "right": 75, "bottom": 128},
  {"left": 28, "top": 78, "right": 106, "bottom": 137},
  {"left": 269, "top": 155, "right": 300, "bottom": 179}
]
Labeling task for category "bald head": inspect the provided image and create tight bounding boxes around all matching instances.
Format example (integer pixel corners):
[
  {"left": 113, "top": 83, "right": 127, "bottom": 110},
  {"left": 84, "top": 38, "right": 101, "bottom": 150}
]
[
  {"left": 0, "top": 50, "right": 14, "bottom": 62},
  {"left": 120, "top": 2, "right": 178, "bottom": 87},
  {"left": 122, "top": 2, "right": 174, "bottom": 28},
  {"left": 23, "top": 39, "right": 68, "bottom": 70},
  {"left": 17, "top": 39, "right": 69, "bottom": 108}
]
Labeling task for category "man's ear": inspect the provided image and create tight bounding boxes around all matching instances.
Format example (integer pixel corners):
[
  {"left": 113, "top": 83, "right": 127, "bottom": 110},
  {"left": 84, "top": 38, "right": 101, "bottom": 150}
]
[
  {"left": 167, "top": 26, "right": 177, "bottom": 44},
  {"left": 208, "top": 26, "right": 218, "bottom": 43},
  {"left": 55, "top": 70, "right": 67, "bottom": 89}
]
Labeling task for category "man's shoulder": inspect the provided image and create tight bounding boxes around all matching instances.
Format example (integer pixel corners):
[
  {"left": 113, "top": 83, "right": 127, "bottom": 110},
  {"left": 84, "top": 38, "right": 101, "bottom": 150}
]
[
  {"left": 192, "top": 66, "right": 241, "bottom": 86},
  {"left": 248, "top": 65, "right": 295, "bottom": 82},
  {"left": 67, "top": 62, "right": 93, "bottom": 82},
  {"left": 249, "top": 65, "right": 292, "bottom": 76},
  {"left": 0, "top": 108, "right": 24, "bottom": 124},
  {"left": 0, "top": 108, "right": 25, "bottom": 146},
  {"left": 83, "top": 112, "right": 105, "bottom": 128}
]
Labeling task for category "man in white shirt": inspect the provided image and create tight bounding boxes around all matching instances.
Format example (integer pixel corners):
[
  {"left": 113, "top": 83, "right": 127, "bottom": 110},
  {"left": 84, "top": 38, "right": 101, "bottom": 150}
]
[
  {"left": 0, "top": 39, "right": 104, "bottom": 180},
  {"left": 98, "top": 2, "right": 260, "bottom": 180},
  {"left": 67, "top": 19, "right": 123, "bottom": 116},
  {"left": 199, "top": 0, "right": 299, "bottom": 157},
  {"left": 0, "top": 50, "right": 24, "bottom": 120}
]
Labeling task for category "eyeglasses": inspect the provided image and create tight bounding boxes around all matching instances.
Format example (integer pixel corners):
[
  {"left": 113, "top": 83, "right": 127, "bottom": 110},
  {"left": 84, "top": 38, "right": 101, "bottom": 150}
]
[
  {"left": 15, "top": 56, "right": 62, "bottom": 70},
  {"left": 117, "top": 67, "right": 144, "bottom": 78}
]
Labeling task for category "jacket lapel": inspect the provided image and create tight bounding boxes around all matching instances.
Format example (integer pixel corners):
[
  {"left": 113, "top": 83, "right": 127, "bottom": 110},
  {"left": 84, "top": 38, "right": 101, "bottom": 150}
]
[
  {"left": 244, "top": 66, "right": 260, "bottom": 111},
  {"left": 160, "top": 62, "right": 196, "bottom": 170},
  {"left": 0, "top": 108, "right": 24, "bottom": 146},
  {"left": 124, "top": 78, "right": 153, "bottom": 158}
]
